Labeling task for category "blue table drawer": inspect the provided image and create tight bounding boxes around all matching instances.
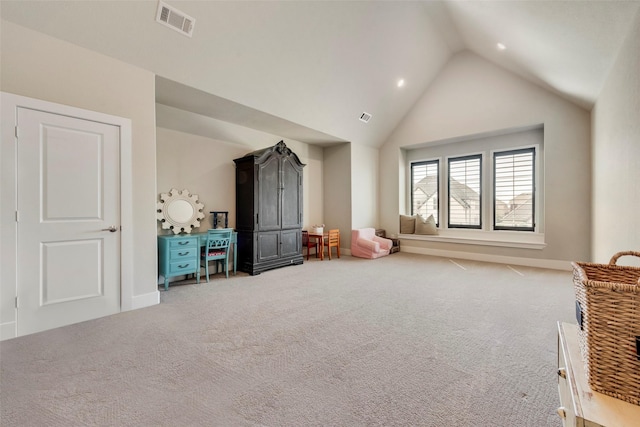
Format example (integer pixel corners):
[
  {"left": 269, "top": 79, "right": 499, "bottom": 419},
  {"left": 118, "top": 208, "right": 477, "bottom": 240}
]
[
  {"left": 170, "top": 247, "right": 198, "bottom": 259},
  {"left": 168, "top": 260, "right": 197, "bottom": 275},
  {"left": 168, "top": 238, "right": 197, "bottom": 249}
]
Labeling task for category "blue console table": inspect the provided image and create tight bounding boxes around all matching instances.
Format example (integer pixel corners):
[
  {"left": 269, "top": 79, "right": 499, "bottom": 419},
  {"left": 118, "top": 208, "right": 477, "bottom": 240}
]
[{"left": 157, "top": 230, "right": 237, "bottom": 291}]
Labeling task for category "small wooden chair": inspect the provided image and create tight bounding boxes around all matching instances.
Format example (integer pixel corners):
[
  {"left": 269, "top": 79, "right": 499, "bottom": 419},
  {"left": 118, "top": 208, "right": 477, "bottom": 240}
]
[
  {"left": 323, "top": 229, "right": 340, "bottom": 260},
  {"left": 302, "top": 230, "right": 320, "bottom": 260}
]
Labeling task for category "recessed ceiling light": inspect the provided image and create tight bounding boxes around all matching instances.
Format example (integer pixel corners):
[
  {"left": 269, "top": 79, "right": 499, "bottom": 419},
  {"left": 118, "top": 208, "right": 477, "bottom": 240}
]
[
  {"left": 397, "top": 79, "right": 405, "bottom": 88},
  {"left": 496, "top": 43, "right": 506, "bottom": 51}
]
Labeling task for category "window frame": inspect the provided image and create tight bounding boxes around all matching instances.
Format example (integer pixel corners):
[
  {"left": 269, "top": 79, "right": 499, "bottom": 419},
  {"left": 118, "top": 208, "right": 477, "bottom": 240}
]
[
  {"left": 492, "top": 147, "right": 536, "bottom": 232},
  {"left": 410, "top": 159, "right": 440, "bottom": 227},
  {"left": 402, "top": 127, "right": 544, "bottom": 248},
  {"left": 447, "top": 153, "right": 482, "bottom": 229}
]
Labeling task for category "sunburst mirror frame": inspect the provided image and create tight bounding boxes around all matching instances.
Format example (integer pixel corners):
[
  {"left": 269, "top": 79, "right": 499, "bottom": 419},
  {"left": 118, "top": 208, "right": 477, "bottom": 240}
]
[{"left": 156, "top": 188, "right": 205, "bottom": 234}]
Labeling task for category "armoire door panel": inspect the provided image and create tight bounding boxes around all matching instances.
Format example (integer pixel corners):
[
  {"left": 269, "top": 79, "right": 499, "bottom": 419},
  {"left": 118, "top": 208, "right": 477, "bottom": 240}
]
[
  {"left": 258, "top": 156, "right": 280, "bottom": 230},
  {"left": 235, "top": 165, "right": 254, "bottom": 231},
  {"left": 281, "top": 158, "right": 302, "bottom": 228},
  {"left": 257, "top": 231, "right": 280, "bottom": 262},
  {"left": 281, "top": 229, "right": 300, "bottom": 258}
]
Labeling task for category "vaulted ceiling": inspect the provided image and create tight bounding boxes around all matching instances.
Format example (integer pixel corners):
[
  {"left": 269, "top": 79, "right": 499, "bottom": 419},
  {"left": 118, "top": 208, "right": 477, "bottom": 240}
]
[{"left": 2, "top": 1, "right": 639, "bottom": 147}]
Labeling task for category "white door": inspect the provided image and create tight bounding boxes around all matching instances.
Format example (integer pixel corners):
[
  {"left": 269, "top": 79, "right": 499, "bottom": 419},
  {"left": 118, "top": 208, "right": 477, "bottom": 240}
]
[{"left": 17, "top": 107, "right": 121, "bottom": 336}]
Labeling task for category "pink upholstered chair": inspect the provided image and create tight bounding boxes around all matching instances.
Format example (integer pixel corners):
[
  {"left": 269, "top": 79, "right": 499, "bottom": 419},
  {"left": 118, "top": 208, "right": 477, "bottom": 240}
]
[{"left": 351, "top": 228, "right": 393, "bottom": 259}]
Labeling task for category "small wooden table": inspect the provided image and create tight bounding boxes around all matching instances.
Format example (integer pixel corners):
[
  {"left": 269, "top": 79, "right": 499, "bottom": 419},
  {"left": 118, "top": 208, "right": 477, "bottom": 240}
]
[{"left": 308, "top": 232, "right": 325, "bottom": 260}]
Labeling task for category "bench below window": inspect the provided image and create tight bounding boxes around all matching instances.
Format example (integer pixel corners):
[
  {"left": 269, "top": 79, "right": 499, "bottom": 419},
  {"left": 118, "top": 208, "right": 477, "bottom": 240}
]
[{"left": 399, "top": 230, "right": 546, "bottom": 250}]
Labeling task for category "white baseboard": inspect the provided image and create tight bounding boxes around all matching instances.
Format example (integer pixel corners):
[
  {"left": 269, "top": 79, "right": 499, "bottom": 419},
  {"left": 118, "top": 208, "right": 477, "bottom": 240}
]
[
  {"left": 1, "top": 291, "right": 159, "bottom": 340},
  {"left": 127, "top": 290, "right": 160, "bottom": 311},
  {"left": 400, "top": 246, "right": 572, "bottom": 271},
  {"left": 1, "top": 321, "right": 17, "bottom": 341}
]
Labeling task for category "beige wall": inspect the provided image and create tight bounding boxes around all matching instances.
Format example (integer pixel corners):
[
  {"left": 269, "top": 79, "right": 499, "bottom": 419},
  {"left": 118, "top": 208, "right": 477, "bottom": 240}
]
[
  {"left": 156, "top": 120, "right": 325, "bottom": 235},
  {"left": 1, "top": 21, "right": 158, "bottom": 325},
  {"left": 351, "top": 144, "right": 380, "bottom": 230},
  {"left": 324, "top": 144, "right": 352, "bottom": 248},
  {"left": 156, "top": 128, "right": 248, "bottom": 233},
  {"left": 591, "top": 9, "right": 640, "bottom": 265},
  {"left": 380, "top": 51, "right": 591, "bottom": 264}
]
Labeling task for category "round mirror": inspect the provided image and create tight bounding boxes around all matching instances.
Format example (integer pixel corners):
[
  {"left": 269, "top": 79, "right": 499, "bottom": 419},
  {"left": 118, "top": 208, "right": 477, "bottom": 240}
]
[
  {"left": 167, "top": 199, "right": 194, "bottom": 224},
  {"left": 157, "top": 188, "right": 205, "bottom": 234}
]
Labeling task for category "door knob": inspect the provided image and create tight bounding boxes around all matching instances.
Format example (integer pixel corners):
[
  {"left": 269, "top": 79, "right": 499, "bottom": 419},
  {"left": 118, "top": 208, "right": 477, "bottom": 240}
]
[{"left": 101, "top": 226, "right": 118, "bottom": 232}]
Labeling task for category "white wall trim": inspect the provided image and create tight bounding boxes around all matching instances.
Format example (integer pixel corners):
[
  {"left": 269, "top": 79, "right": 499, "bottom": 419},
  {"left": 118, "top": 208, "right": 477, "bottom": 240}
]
[
  {"left": 0, "top": 321, "right": 17, "bottom": 341},
  {"left": 119, "top": 122, "right": 135, "bottom": 311},
  {"left": 0, "top": 91, "right": 141, "bottom": 336},
  {"left": 130, "top": 290, "right": 161, "bottom": 311},
  {"left": 400, "top": 245, "right": 571, "bottom": 271},
  {"left": 399, "top": 232, "right": 546, "bottom": 250}
]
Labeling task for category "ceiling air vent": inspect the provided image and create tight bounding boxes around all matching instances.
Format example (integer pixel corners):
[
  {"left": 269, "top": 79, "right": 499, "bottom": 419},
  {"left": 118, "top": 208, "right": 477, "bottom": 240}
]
[
  {"left": 359, "top": 112, "right": 372, "bottom": 123},
  {"left": 156, "top": 1, "right": 195, "bottom": 37}
]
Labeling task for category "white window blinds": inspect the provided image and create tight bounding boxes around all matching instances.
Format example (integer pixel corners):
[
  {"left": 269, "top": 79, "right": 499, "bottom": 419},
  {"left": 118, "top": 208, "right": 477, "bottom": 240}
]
[
  {"left": 493, "top": 148, "right": 535, "bottom": 231},
  {"left": 448, "top": 155, "right": 482, "bottom": 228},
  {"left": 411, "top": 160, "right": 439, "bottom": 225}
]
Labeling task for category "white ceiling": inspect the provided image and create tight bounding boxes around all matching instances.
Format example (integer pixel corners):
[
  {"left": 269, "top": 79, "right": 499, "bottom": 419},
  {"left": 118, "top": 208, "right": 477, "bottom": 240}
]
[
  {"left": 2, "top": 1, "right": 639, "bottom": 147},
  {"left": 446, "top": 0, "right": 640, "bottom": 110}
]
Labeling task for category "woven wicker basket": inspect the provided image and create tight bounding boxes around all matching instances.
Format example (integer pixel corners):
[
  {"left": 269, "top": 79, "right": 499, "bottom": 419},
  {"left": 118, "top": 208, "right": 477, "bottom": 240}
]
[{"left": 572, "top": 251, "right": 640, "bottom": 406}]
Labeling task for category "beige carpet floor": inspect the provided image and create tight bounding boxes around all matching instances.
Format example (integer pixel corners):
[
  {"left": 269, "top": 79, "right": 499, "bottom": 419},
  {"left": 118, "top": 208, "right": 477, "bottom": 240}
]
[{"left": 1, "top": 253, "right": 576, "bottom": 426}]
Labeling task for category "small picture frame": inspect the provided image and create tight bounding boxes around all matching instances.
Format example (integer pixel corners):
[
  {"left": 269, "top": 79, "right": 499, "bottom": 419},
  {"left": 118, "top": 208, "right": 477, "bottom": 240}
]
[{"left": 210, "top": 211, "right": 229, "bottom": 229}]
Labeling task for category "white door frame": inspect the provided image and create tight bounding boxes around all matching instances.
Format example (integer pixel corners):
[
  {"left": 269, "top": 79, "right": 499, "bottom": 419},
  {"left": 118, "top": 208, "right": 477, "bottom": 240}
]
[{"left": 0, "top": 91, "right": 134, "bottom": 340}]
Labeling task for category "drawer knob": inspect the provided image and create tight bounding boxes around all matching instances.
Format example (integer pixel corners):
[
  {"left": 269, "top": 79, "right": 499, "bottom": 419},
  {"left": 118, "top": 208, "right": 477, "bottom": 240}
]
[
  {"left": 556, "top": 407, "right": 566, "bottom": 419},
  {"left": 179, "top": 241, "right": 189, "bottom": 245},
  {"left": 557, "top": 367, "right": 566, "bottom": 379}
]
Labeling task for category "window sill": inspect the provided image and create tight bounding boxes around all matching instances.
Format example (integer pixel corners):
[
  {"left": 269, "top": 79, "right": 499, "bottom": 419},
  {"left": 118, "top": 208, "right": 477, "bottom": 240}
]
[{"left": 398, "top": 229, "right": 546, "bottom": 250}]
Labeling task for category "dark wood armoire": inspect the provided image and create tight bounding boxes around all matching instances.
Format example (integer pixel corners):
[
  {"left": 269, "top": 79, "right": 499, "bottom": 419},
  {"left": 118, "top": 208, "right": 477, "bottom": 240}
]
[{"left": 233, "top": 141, "right": 305, "bottom": 275}]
